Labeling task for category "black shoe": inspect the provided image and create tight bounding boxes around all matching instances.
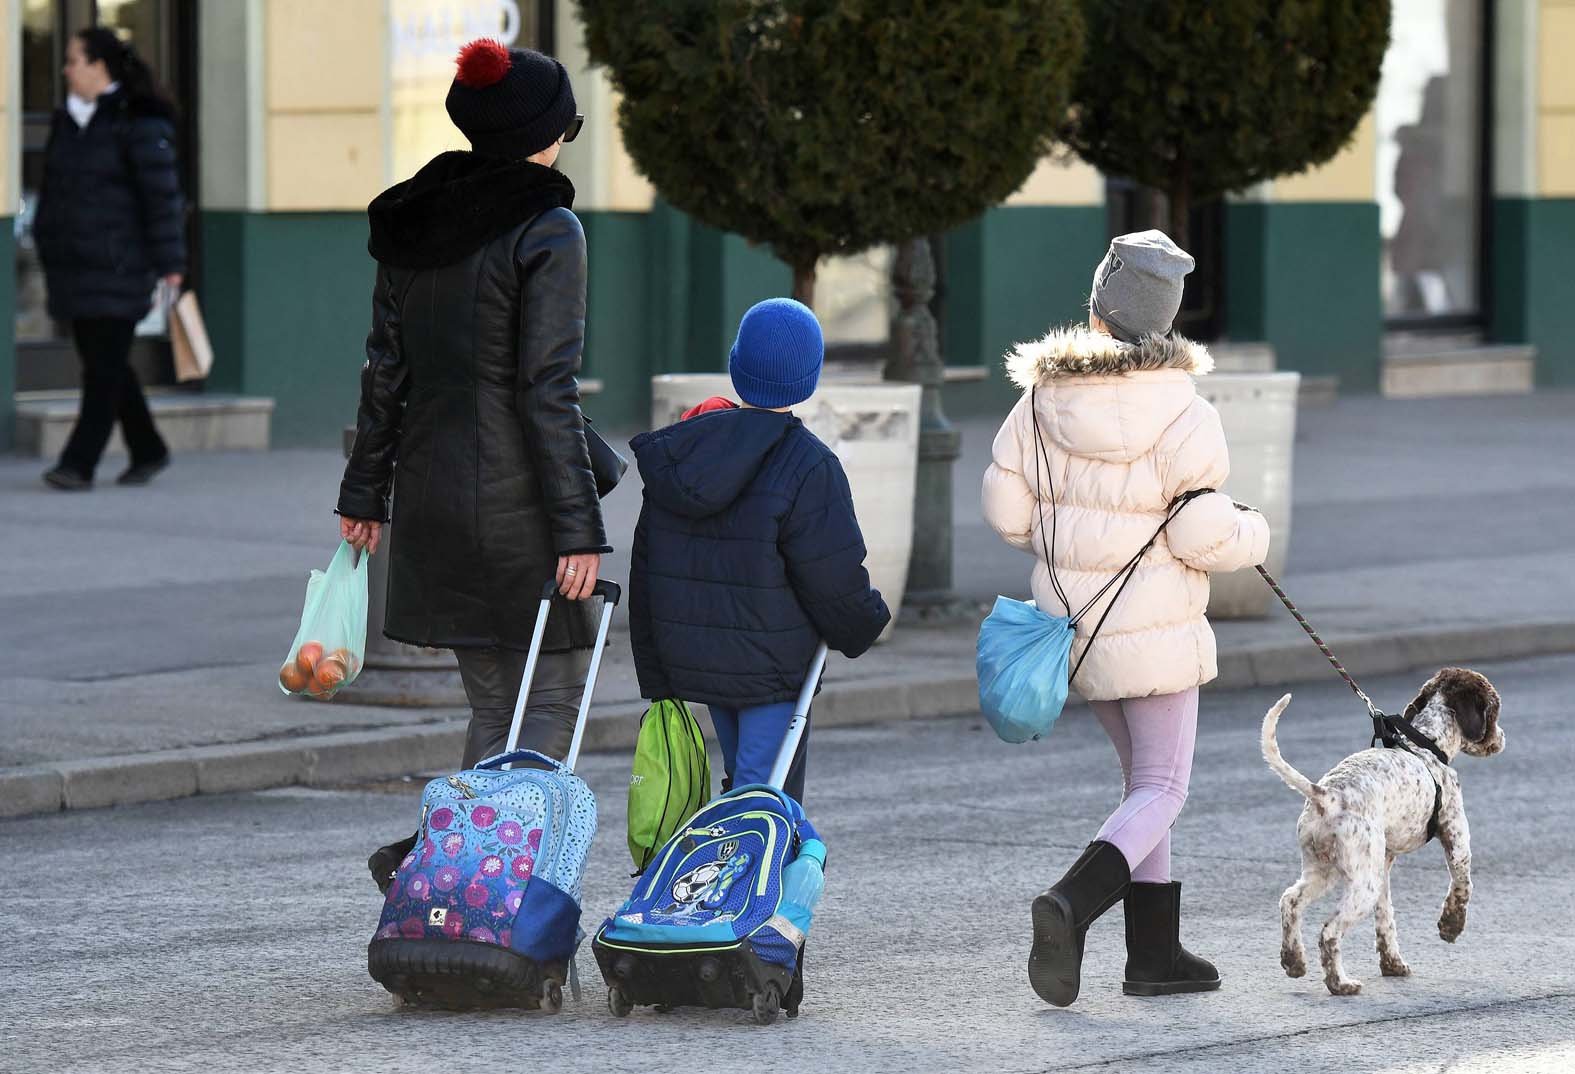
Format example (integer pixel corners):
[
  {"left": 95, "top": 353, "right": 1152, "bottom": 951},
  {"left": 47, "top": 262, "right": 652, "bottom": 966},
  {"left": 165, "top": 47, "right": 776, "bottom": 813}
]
[
  {"left": 1122, "top": 881, "right": 1221, "bottom": 996},
  {"left": 117, "top": 455, "right": 170, "bottom": 486},
  {"left": 368, "top": 832, "right": 419, "bottom": 894},
  {"left": 43, "top": 466, "right": 93, "bottom": 491},
  {"left": 1029, "top": 840, "right": 1131, "bottom": 1007}
]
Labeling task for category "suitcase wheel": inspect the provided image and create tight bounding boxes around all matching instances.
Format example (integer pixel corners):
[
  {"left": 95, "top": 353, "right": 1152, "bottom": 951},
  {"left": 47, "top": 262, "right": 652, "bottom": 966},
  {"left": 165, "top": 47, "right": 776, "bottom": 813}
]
[
  {"left": 608, "top": 984, "right": 634, "bottom": 1017},
  {"left": 750, "top": 982, "right": 781, "bottom": 1026},
  {"left": 540, "top": 978, "right": 564, "bottom": 1014}
]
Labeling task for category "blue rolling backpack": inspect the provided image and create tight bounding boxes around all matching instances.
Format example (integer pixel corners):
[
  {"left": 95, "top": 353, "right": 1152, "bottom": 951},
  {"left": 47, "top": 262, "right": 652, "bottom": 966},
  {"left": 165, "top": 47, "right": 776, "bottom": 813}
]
[
  {"left": 593, "top": 644, "right": 829, "bottom": 1024},
  {"left": 367, "top": 581, "right": 619, "bottom": 1012}
]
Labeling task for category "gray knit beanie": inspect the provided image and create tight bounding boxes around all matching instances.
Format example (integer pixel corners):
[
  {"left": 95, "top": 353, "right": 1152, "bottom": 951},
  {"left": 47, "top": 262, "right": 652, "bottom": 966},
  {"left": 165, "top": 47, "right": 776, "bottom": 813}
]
[{"left": 1089, "top": 230, "right": 1195, "bottom": 342}]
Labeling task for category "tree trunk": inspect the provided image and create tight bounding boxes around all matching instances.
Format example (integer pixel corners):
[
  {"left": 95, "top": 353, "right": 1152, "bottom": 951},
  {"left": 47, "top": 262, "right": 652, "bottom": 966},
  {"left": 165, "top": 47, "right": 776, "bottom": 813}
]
[{"left": 791, "top": 261, "right": 816, "bottom": 307}]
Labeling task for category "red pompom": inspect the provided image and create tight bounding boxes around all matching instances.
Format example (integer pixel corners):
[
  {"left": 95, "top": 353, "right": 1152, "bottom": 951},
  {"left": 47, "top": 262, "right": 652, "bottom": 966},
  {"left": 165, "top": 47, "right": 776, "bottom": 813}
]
[{"left": 455, "top": 39, "right": 511, "bottom": 88}]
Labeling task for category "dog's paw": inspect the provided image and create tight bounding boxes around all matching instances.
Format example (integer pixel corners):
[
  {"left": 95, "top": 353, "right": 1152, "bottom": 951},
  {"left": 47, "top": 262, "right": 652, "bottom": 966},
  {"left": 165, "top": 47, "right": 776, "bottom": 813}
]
[
  {"left": 1438, "top": 907, "right": 1466, "bottom": 943},
  {"left": 1380, "top": 955, "right": 1412, "bottom": 977},
  {"left": 1325, "top": 975, "right": 1363, "bottom": 997},
  {"left": 1281, "top": 947, "right": 1307, "bottom": 978}
]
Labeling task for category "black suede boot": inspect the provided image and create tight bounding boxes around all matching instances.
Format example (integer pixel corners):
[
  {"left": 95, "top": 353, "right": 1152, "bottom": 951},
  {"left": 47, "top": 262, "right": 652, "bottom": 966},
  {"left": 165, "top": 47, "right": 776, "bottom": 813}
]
[
  {"left": 1122, "top": 881, "right": 1221, "bottom": 996},
  {"left": 368, "top": 833, "right": 418, "bottom": 894},
  {"left": 1029, "top": 840, "right": 1131, "bottom": 1007}
]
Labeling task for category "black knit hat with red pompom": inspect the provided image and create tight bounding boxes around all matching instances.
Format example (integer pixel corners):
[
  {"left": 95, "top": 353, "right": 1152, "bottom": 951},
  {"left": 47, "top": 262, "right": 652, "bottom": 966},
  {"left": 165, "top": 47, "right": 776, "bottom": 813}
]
[{"left": 444, "top": 39, "right": 576, "bottom": 159}]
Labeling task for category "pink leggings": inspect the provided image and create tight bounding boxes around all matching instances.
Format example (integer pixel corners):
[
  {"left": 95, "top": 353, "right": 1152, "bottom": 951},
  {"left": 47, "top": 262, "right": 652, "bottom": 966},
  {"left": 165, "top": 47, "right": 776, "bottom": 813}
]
[{"left": 1087, "top": 689, "right": 1199, "bottom": 883}]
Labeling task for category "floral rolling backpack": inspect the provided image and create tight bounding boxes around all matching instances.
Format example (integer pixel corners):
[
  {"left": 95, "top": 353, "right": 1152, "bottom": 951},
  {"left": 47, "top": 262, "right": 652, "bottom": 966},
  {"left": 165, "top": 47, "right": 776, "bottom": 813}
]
[{"left": 367, "top": 748, "right": 597, "bottom": 1011}]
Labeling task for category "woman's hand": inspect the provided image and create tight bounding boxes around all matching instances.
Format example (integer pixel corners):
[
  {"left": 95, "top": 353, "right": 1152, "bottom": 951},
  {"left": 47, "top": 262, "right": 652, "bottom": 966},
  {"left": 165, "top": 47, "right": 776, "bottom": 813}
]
[
  {"left": 340, "top": 516, "right": 383, "bottom": 555},
  {"left": 163, "top": 273, "right": 183, "bottom": 293},
  {"left": 556, "top": 553, "right": 601, "bottom": 601}
]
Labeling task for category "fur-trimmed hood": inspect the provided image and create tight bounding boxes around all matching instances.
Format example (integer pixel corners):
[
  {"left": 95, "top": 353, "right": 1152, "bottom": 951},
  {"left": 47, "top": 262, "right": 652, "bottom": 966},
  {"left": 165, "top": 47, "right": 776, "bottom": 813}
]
[
  {"left": 1005, "top": 324, "right": 1213, "bottom": 389},
  {"left": 367, "top": 152, "right": 575, "bottom": 270}
]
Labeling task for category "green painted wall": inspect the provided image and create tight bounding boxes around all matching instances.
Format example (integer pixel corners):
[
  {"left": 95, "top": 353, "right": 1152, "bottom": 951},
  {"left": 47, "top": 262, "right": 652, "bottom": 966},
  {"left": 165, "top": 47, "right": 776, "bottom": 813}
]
[
  {"left": 1491, "top": 197, "right": 1575, "bottom": 386},
  {"left": 201, "top": 211, "right": 376, "bottom": 447},
  {"left": 1225, "top": 202, "right": 1383, "bottom": 392},
  {"left": 683, "top": 214, "right": 792, "bottom": 371},
  {"left": 581, "top": 210, "right": 652, "bottom": 427},
  {"left": 0, "top": 220, "right": 14, "bottom": 449},
  {"left": 943, "top": 204, "right": 1107, "bottom": 416},
  {"left": 580, "top": 202, "right": 790, "bottom": 429}
]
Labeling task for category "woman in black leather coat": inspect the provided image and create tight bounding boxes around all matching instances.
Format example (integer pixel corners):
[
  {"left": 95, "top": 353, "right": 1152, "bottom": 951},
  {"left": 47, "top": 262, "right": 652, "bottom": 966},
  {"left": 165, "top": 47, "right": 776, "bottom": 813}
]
[
  {"left": 337, "top": 42, "right": 608, "bottom": 888},
  {"left": 34, "top": 29, "right": 185, "bottom": 490}
]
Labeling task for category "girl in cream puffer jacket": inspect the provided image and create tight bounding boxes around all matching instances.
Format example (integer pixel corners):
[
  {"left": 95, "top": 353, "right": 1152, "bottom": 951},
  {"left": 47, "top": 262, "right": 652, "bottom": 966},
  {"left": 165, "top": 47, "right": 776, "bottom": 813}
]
[
  {"left": 983, "top": 273, "right": 1269, "bottom": 1008},
  {"left": 982, "top": 324, "right": 1269, "bottom": 701}
]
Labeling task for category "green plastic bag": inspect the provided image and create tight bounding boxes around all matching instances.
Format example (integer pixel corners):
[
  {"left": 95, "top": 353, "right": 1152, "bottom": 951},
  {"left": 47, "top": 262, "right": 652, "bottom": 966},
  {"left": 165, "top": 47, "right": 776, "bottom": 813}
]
[
  {"left": 628, "top": 699, "right": 712, "bottom": 873},
  {"left": 277, "top": 540, "right": 368, "bottom": 701}
]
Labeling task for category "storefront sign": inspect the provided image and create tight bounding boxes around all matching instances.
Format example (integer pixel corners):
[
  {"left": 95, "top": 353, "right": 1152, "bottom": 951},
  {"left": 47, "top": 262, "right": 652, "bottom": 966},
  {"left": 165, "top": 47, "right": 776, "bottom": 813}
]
[{"left": 393, "top": 1, "right": 523, "bottom": 65}]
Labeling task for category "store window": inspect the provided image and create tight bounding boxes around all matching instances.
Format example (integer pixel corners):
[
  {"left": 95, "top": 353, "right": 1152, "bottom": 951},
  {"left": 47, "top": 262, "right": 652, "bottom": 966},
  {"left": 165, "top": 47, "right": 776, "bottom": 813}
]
[
  {"left": 1376, "top": 0, "right": 1487, "bottom": 322},
  {"left": 817, "top": 247, "right": 894, "bottom": 348},
  {"left": 812, "top": 238, "right": 953, "bottom": 371},
  {"left": 390, "top": 1, "right": 554, "bottom": 180},
  {"left": 1105, "top": 180, "right": 1225, "bottom": 341}
]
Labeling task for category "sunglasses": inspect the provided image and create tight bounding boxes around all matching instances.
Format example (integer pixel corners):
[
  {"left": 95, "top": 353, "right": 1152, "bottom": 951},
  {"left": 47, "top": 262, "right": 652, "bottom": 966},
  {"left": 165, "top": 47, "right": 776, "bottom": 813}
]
[{"left": 563, "top": 114, "right": 584, "bottom": 143}]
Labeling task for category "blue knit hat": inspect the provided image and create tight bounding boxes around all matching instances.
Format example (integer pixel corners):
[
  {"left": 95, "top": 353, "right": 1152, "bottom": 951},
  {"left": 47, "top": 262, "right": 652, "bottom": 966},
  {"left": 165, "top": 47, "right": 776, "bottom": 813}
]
[{"left": 728, "top": 298, "right": 824, "bottom": 410}]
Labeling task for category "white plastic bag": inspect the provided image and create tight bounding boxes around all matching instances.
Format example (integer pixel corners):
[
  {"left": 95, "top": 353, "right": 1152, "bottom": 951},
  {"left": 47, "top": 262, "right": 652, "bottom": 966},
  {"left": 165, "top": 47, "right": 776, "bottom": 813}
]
[{"left": 278, "top": 540, "right": 368, "bottom": 700}]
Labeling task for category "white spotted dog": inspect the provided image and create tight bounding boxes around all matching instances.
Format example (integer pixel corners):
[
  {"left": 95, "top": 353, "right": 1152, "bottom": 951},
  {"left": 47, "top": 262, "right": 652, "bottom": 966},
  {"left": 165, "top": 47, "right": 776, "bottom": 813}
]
[{"left": 1260, "top": 668, "right": 1504, "bottom": 996}]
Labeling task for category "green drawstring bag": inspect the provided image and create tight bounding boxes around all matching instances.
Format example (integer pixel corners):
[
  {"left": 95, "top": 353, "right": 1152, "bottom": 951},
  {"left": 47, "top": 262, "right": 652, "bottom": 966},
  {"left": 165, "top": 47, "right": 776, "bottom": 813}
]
[
  {"left": 277, "top": 540, "right": 369, "bottom": 701},
  {"left": 628, "top": 699, "right": 712, "bottom": 873}
]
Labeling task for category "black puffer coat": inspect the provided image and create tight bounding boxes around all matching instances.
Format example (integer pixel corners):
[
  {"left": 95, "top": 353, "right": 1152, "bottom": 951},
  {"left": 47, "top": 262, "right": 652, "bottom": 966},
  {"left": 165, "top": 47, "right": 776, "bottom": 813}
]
[
  {"left": 338, "top": 153, "right": 609, "bottom": 653},
  {"left": 33, "top": 90, "right": 186, "bottom": 322},
  {"left": 629, "top": 408, "right": 891, "bottom": 708}
]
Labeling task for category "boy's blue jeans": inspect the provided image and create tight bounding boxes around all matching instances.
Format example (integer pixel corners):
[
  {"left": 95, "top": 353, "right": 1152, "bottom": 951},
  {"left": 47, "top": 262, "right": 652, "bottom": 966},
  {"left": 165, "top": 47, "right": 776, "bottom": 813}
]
[{"left": 707, "top": 701, "right": 810, "bottom": 803}]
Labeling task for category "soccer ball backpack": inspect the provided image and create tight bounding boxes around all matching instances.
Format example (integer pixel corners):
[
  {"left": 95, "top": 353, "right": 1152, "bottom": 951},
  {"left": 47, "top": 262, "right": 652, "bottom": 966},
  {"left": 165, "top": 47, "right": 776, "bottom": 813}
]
[
  {"left": 367, "top": 583, "right": 618, "bottom": 1011},
  {"left": 592, "top": 645, "right": 828, "bottom": 1025}
]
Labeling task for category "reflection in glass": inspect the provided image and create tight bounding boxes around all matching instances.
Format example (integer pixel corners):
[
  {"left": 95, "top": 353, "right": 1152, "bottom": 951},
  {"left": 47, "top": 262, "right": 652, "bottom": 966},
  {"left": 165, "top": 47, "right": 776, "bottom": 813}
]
[
  {"left": 817, "top": 247, "right": 894, "bottom": 345},
  {"left": 22, "top": 0, "right": 58, "bottom": 113},
  {"left": 97, "top": 0, "right": 164, "bottom": 75},
  {"left": 390, "top": 0, "right": 542, "bottom": 180},
  {"left": 18, "top": 1, "right": 60, "bottom": 341},
  {"left": 1376, "top": 0, "right": 1483, "bottom": 320}
]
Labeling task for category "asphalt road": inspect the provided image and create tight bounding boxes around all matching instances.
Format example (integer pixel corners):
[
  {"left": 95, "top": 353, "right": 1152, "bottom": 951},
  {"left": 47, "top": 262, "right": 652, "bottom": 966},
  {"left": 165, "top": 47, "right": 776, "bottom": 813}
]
[{"left": 6, "top": 654, "right": 1574, "bottom": 1074}]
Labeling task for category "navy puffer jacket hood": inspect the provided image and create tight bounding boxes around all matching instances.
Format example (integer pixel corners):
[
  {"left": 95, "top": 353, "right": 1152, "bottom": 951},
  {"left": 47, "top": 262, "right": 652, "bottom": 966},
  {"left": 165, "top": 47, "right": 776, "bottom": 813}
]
[{"left": 628, "top": 408, "right": 890, "bottom": 708}]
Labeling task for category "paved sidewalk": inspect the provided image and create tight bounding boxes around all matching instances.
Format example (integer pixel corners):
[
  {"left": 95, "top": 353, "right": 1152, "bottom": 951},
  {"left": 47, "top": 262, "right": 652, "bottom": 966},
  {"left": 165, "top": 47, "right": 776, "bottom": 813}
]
[{"left": 3, "top": 391, "right": 1572, "bottom": 816}]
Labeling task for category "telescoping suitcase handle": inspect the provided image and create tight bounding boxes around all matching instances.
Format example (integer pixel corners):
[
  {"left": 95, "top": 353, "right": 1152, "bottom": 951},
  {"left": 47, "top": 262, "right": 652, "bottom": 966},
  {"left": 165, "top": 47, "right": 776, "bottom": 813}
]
[
  {"left": 501, "top": 578, "right": 622, "bottom": 773},
  {"left": 765, "top": 641, "right": 830, "bottom": 791}
]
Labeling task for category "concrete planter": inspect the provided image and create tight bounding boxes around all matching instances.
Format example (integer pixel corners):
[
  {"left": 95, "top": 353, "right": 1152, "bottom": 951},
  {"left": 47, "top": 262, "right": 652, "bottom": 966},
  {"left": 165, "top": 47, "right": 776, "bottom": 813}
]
[
  {"left": 1195, "top": 371, "right": 1301, "bottom": 619},
  {"left": 651, "top": 375, "right": 922, "bottom": 638}
]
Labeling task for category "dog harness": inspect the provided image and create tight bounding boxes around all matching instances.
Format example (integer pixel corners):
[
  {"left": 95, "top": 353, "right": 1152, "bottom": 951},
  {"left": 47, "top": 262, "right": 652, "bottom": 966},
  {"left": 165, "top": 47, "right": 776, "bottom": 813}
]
[
  {"left": 1370, "top": 709, "right": 1448, "bottom": 844},
  {"left": 1253, "top": 561, "right": 1448, "bottom": 844}
]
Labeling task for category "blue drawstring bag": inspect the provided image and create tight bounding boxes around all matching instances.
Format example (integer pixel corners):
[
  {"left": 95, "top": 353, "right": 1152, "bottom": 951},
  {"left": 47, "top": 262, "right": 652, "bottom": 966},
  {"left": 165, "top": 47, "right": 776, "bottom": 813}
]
[{"left": 976, "top": 597, "right": 1074, "bottom": 743}]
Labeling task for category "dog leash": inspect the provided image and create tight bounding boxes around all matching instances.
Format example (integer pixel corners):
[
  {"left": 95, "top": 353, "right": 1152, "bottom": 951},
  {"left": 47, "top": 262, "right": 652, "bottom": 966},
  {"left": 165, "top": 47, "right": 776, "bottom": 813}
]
[
  {"left": 1254, "top": 561, "right": 1447, "bottom": 842},
  {"left": 1254, "top": 565, "right": 1381, "bottom": 719},
  {"left": 1253, "top": 563, "right": 1449, "bottom": 767}
]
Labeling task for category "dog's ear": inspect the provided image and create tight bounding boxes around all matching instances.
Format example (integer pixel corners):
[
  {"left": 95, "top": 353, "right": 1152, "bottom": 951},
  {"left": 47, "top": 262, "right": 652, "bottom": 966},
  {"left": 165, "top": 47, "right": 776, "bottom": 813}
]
[{"left": 1440, "top": 668, "right": 1503, "bottom": 756}]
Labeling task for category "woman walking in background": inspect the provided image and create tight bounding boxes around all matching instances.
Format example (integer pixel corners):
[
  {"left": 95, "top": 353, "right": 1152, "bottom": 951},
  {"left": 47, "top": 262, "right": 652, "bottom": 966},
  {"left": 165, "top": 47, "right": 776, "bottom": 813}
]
[
  {"left": 336, "top": 40, "right": 608, "bottom": 891},
  {"left": 34, "top": 28, "right": 185, "bottom": 491}
]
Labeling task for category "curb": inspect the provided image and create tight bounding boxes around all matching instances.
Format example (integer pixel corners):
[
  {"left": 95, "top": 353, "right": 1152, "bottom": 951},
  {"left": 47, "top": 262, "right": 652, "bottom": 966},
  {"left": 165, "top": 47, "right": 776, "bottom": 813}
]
[{"left": 4, "top": 621, "right": 1573, "bottom": 821}]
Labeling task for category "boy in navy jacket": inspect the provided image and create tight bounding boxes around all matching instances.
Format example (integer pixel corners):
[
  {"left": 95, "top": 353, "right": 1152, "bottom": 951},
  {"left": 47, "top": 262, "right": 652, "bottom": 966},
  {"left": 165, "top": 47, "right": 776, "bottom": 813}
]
[{"left": 628, "top": 298, "right": 890, "bottom": 802}]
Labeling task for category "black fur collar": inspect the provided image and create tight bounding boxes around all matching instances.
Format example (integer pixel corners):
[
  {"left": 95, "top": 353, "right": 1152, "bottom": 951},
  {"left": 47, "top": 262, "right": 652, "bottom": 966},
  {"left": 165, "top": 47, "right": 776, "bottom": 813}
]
[{"left": 367, "top": 152, "right": 576, "bottom": 270}]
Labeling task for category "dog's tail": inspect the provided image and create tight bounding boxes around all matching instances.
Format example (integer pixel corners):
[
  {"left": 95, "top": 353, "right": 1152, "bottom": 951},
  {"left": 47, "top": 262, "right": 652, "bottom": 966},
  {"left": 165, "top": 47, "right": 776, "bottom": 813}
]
[{"left": 1261, "top": 694, "right": 1326, "bottom": 804}]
